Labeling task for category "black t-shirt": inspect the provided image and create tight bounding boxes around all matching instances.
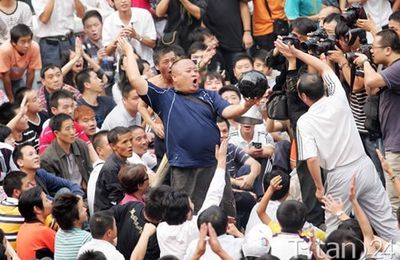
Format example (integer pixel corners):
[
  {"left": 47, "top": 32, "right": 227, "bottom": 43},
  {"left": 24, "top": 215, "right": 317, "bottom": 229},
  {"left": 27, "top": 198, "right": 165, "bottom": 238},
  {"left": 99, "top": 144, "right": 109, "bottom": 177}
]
[
  {"left": 113, "top": 202, "right": 160, "bottom": 260},
  {"left": 77, "top": 96, "right": 116, "bottom": 128},
  {"left": 203, "top": 0, "right": 244, "bottom": 52},
  {"left": 28, "top": 112, "right": 48, "bottom": 140}
]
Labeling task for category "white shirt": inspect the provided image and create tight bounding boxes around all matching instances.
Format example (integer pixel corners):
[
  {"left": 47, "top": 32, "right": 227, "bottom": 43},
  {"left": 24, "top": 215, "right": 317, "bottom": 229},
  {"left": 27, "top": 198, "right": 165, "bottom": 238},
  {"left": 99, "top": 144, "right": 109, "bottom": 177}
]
[
  {"left": 87, "top": 160, "right": 104, "bottom": 216},
  {"left": 103, "top": 8, "right": 156, "bottom": 66},
  {"left": 229, "top": 124, "right": 275, "bottom": 150},
  {"left": 101, "top": 103, "right": 141, "bottom": 130},
  {"left": 78, "top": 238, "right": 124, "bottom": 260},
  {"left": 184, "top": 234, "right": 244, "bottom": 260},
  {"left": 246, "top": 200, "right": 281, "bottom": 235},
  {"left": 270, "top": 233, "right": 312, "bottom": 259},
  {"left": 82, "top": 0, "right": 114, "bottom": 18},
  {"left": 0, "top": 1, "right": 32, "bottom": 44},
  {"left": 156, "top": 168, "right": 226, "bottom": 259},
  {"left": 33, "top": 0, "right": 77, "bottom": 37},
  {"left": 296, "top": 71, "right": 365, "bottom": 170},
  {"left": 363, "top": 0, "right": 392, "bottom": 28}
]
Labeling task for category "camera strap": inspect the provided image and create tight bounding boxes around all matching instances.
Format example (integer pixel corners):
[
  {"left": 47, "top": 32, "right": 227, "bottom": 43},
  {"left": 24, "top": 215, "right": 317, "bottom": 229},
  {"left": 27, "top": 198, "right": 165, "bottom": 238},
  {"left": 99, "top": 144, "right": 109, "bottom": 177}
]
[{"left": 264, "top": 0, "right": 273, "bottom": 18}]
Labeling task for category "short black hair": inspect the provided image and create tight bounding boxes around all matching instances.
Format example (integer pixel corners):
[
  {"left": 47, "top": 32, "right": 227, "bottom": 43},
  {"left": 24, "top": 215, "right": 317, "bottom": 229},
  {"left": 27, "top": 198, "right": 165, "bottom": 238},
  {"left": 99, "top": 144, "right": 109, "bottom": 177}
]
[
  {"left": 197, "top": 205, "right": 228, "bottom": 236},
  {"left": 187, "top": 41, "right": 207, "bottom": 57},
  {"left": 153, "top": 46, "right": 176, "bottom": 66},
  {"left": 218, "top": 85, "right": 241, "bottom": 99},
  {"left": 162, "top": 190, "right": 190, "bottom": 225},
  {"left": 263, "top": 167, "right": 290, "bottom": 200},
  {"left": 325, "top": 229, "right": 364, "bottom": 260},
  {"left": 52, "top": 192, "right": 81, "bottom": 230},
  {"left": 158, "top": 256, "right": 179, "bottom": 260},
  {"left": 18, "top": 186, "right": 44, "bottom": 222},
  {"left": 92, "top": 130, "right": 109, "bottom": 151},
  {"left": 49, "top": 113, "right": 74, "bottom": 132},
  {"left": 144, "top": 185, "right": 173, "bottom": 223},
  {"left": 216, "top": 116, "right": 230, "bottom": 129},
  {"left": 252, "top": 49, "right": 269, "bottom": 63},
  {"left": 291, "top": 17, "right": 317, "bottom": 36},
  {"left": 82, "top": 10, "right": 103, "bottom": 26},
  {"left": 118, "top": 164, "right": 148, "bottom": 194},
  {"left": 0, "top": 102, "right": 17, "bottom": 125},
  {"left": 40, "top": 64, "right": 61, "bottom": 79},
  {"left": 75, "top": 69, "right": 93, "bottom": 94},
  {"left": 89, "top": 211, "right": 115, "bottom": 239},
  {"left": 297, "top": 73, "right": 325, "bottom": 102},
  {"left": 376, "top": 29, "right": 400, "bottom": 53},
  {"left": 337, "top": 219, "right": 363, "bottom": 242},
  {"left": 49, "top": 89, "right": 74, "bottom": 109},
  {"left": 188, "top": 27, "right": 214, "bottom": 45},
  {"left": 290, "top": 256, "right": 309, "bottom": 260},
  {"left": 121, "top": 82, "right": 135, "bottom": 99},
  {"left": 12, "top": 143, "right": 32, "bottom": 167},
  {"left": 276, "top": 200, "right": 307, "bottom": 233},
  {"left": 14, "top": 87, "right": 30, "bottom": 107},
  {"left": 107, "top": 127, "right": 130, "bottom": 145},
  {"left": 77, "top": 250, "right": 107, "bottom": 260},
  {"left": 323, "top": 13, "right": 343, "bottom": 25},
  {"left": 3, "top": 171, "right": 27, "bottom": 197},
  {"left": 0, "top": 124, "right": 12, "bottom": 142},
  {"left": 10, "top": 24, "right": 33, "bottom": 44},
  {"left": 389, "top": 10, "right": 400, "bottom": 23},
  {"left": 233, "top": 53, "right": 252, "bottom": 69}
]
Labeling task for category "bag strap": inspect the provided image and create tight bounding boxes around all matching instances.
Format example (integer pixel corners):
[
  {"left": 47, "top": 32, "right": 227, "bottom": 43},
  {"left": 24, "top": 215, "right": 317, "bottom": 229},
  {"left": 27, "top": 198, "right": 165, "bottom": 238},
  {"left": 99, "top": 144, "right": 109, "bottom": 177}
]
[
  {"left": 179, "top": 93, "right": 217, "bottom": 117},
  {"left": 264, "top": 0, "right": 272, "bottom": 18}
]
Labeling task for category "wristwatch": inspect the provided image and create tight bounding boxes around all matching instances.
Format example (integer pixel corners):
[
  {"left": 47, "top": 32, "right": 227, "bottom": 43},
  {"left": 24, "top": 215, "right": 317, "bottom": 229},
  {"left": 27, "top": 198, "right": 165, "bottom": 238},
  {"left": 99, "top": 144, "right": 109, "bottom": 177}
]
[{"left": 138, "top": 35, "right": 143, "bottom": 42}]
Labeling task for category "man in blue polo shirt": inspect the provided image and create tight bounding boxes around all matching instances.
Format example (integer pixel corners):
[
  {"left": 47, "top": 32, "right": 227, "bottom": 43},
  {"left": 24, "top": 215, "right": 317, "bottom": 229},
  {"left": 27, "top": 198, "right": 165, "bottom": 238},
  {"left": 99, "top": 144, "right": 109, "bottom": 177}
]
[{"left": 119, "top": 39, "right": 258, "bottom": 217}]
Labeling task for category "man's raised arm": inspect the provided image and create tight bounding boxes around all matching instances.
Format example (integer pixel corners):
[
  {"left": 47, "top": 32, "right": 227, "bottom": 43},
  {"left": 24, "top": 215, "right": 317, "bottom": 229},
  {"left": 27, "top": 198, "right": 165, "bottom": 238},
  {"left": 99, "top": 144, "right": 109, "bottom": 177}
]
[{"left": 117, "top": 38, "right": 149, "bottom": 96}]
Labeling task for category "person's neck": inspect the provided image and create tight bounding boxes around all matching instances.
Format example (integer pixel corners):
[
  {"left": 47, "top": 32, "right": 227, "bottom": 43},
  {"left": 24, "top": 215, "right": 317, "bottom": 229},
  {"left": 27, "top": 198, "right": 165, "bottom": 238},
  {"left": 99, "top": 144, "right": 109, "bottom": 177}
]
[
  {"left": 21, "top": 167, "right": 37, "bottom": 178},
  {"left": 57, "top": 139, "right": 72, "bottom": 154},
  {"left": 0, "top": 0, "right": 15, "bottom": 8},
  {"left": 36, "top": 214, "right": 46, "bottom": 223},
  {"left": 115, "top": 152, "right": 127, "bottom": 162},
  {"left": 387, "top": 54, "right": 400, "bottom": 66},
  {"left": 12, "top": 130, "right": 23, "bottom": 142},
  {"left": 119, "top": 9, "right": 132, "bottom": 25},
  {"left": 82, "top": 92, "right": 99, "bottom": 106},
  {"left": 73, "top": 221, "right": 83, "bottom": 229},
  {"left": 124, "top": 104, "right": 138, "bottom": 118},
  {"left": 26, "top": 110, "right": 39, "bottom": 123},
  {"left": 241, "top": 131, "right": 253, "bottom": 143},
  {"left": 130, "top": 191, "right": 144, "bottom": 201}
]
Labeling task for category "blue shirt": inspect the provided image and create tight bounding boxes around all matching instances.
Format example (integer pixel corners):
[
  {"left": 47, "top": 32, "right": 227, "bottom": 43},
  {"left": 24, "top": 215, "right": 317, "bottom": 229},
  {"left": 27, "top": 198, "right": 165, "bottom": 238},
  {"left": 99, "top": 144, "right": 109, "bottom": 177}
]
[
  {"left": 284, "top": 0, "right": 322, "bottom": 20},
  {"left": 141, "top": 83, "right": 230, "bottom": 168},
  {"left": 77, "top": 96, "right": 116, "bottom": 128}
]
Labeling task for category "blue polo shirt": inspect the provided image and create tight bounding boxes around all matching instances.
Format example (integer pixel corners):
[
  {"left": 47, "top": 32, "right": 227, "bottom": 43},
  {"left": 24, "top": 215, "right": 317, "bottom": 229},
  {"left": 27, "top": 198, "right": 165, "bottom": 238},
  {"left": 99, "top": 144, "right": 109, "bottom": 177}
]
[{"left": 141, "top": 82, "right": 230, "bottom": 168}]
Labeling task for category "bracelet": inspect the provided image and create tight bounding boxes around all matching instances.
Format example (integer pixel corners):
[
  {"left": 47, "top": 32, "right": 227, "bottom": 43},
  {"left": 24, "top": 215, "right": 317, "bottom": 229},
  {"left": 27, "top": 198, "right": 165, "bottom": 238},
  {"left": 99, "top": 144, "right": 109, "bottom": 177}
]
[
  {"left": 244, "top": 29, "right": 251, "bottom": 32},
  {"left": 335, "top": 211, "right": 345, "bottom": 217},
  {"left": 339, "top": 62, "right": 349, "bottom": 69}
]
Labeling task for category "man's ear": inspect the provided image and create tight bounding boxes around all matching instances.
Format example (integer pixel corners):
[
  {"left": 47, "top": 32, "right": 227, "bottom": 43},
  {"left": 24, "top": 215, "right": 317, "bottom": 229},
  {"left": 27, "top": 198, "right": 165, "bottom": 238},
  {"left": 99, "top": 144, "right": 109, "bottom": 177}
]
[
  {"left": 13, "top": 189, "right": 22, "bottom": 199},
  {"left": 16, "top": 158, "right": 24, "bottom": 169}
]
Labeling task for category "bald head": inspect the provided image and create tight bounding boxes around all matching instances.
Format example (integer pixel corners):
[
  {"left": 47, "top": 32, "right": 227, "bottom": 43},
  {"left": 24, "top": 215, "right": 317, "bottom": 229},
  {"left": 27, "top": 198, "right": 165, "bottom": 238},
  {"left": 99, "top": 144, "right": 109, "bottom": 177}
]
[
  {"left": 170, "top": 58, "right": 200, "bottom": 93},
  {"left": 170, "top": 58, "right": 195, "bottom": 75}
]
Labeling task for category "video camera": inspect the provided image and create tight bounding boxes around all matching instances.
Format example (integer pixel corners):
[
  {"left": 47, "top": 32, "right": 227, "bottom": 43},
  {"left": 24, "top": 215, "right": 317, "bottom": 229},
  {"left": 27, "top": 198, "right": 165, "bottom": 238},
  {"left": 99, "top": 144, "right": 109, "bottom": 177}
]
[
  {"left": 301, "top": 28, "right": 337, "bottom": 55},
  {"left": 345, "top": 44, "right": 372, "bottom": 64},
  {"left": 342, "top": 4, "right": 367, "bottom": 27},
  {"left": 281, "top": 33, "right": 301, "bottom": 49}
]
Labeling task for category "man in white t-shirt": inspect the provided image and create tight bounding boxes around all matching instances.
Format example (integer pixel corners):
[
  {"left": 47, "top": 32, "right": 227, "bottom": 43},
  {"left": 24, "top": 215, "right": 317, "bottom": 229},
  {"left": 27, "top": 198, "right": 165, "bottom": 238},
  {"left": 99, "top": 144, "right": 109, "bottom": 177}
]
[
  {"left": 274, "top": 39, "right": 399, "bottom": 241},
  {"left": 102, "top": 0, "right": 156, "bottom": 66}
]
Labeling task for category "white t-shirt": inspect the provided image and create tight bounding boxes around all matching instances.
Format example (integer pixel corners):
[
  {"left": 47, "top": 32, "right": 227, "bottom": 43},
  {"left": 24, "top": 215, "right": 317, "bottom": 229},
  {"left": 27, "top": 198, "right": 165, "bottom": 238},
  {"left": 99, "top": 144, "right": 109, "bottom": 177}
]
[
  {"left": 87, "top": 160, "right": 104, "bottom": 216},
  {"left": 78, "top": 238, "right": 124, "bottom": 260},
  {"left": 363, "top": 0, "right": 392, "bottom": 28},
  {"left": 184, "top": 234, "right": 244, "bottom": 260},
  {"left": 270, "top": 233, "right": 312, "bottom": 259},
  {"left": 0, "top": 1, "right": 32, "bottom": 44},
  {"left": 246, "top": 200, "right": 281, "bottom": 235},
  {"left": 101, "top": 103, "right": 141, "bottom": 130},
  {"left": 33, "top": 0, "right": 76, "bottom": 37},
  {"left": 296, "top": 71, "right": 365, "bottom": 170},
  {"left": 103, "top": 8, "right": 156, "bottom": 66}
]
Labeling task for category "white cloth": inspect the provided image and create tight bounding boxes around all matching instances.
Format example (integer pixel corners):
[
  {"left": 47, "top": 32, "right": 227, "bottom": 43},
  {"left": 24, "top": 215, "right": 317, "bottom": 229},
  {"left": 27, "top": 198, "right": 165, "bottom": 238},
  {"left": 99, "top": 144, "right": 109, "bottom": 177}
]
[
  {"left": 296, "top": 71, "right": 365, "bottom": 170},
  {"left": 0, "top": 1, "right": 32, "bottom": 44},
  {"left": 363, "top": 0, "right": 392, "bottom": 28},
  {"left": 229, "top": 124, "right": 275, "bottom": 150},
  {"left": 245, "top": 200, "right": 281, "bottom": 235},
  {"left": 101, "top": 103, "right": 141, "bottom": 130},
  {"left": 127, "top": 151, "right": 156, "bottom": 172},
  {"left": 111, "top": 82, "right": 123, "bottom": 104},
  {"left": 77, "top": 238, "right": 124, "bottom": 260},
  {"left": 184, "top": 234, "right": 244, "bottom": 260},
  {"left": 33, "top": 0, "right": 77, "bottom": 37},
  {"left": 87, "top": 160, "right": 104, "bottom": 216},
  {"left": 156, "top": 168, "right": 226, "bottom": 259},
  {"left": 103, "top": 8, "right": 156, "bottom": 66},
  {"left": 82, "top": 0, "right": 114, "bottom": 18},
  {"left": 270, "top": 233, "right": 312, "bottom": 259}
]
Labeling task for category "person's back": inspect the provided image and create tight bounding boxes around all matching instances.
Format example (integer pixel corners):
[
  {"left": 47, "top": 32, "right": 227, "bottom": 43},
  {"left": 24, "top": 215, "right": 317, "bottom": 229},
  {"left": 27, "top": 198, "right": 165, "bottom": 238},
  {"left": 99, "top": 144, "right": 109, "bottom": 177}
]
[{"left": 296, "top": 72, "right": 365, "bottom": 170}]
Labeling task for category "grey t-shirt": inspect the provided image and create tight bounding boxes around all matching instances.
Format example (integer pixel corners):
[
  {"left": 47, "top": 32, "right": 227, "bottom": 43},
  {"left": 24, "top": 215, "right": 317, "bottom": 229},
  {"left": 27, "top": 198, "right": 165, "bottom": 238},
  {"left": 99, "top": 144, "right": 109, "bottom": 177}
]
[
  {"left": 0, "top": 1, "right": 32, "bottom": 44},
  {"left": 66, "top": 153, "right": 82, "bottom": 186},
  {"left": 379, "top": 59, "right": 400, "bottom": 152}
]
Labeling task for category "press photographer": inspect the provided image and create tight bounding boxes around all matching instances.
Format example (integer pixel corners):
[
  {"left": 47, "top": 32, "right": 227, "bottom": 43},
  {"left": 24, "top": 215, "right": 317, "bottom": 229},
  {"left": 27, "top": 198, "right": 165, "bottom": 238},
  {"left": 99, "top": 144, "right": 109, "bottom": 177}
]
[{"left": 353, "top": 29, "right": 400, "bottom": 213}]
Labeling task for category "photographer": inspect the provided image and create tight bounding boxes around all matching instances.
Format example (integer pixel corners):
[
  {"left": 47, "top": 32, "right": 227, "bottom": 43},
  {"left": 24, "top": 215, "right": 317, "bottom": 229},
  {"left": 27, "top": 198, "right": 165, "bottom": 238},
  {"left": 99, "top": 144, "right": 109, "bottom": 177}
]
[
  {"left": 354, "top": 29, "right": 400, "bottom": 212},
  {"left": 327, "top": 20, "right": 385, "bottom": 184}
]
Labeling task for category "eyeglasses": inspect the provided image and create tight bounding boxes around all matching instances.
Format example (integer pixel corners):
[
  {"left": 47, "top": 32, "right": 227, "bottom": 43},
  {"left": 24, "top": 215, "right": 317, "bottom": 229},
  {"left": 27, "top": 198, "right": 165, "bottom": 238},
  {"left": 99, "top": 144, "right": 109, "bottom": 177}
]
[{"left": 371, "top": 45, "right": 389, "bottom": 49}]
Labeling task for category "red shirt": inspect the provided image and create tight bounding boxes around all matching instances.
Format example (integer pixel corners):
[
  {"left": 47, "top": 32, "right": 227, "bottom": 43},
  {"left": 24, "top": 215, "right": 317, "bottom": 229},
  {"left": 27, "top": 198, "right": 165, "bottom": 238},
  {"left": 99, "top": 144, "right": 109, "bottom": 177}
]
[
  {"left": 131, "top": 0, "right": 152, "bottom": 12},
  {"left": 38, "top": 122, "right": 91, "bottom": 154}
]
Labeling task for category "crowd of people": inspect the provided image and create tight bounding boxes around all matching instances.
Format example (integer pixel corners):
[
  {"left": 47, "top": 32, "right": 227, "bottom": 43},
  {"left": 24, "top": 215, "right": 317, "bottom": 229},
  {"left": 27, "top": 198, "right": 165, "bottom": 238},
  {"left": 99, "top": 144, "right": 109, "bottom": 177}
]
[{"left": 0, "top": 0, "right": 400, "bottom": 259}]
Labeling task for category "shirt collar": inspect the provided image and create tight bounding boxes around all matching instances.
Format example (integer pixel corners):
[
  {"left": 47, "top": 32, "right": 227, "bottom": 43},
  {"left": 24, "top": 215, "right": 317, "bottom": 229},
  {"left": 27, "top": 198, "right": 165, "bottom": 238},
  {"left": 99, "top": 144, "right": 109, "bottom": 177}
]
[{"left": 4, "top": 197, "right": 19, "bottom": 205}]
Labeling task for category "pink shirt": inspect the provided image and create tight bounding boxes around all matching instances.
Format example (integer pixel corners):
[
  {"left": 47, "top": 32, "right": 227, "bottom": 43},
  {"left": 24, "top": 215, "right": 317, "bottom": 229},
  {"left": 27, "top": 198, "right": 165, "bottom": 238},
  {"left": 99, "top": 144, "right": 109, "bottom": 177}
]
[
  {"left": 131, "top": 0, "right": 152, "bottom": 12},
  {"left": 119, "top": 194, "right": 145, "bottom": 205}
]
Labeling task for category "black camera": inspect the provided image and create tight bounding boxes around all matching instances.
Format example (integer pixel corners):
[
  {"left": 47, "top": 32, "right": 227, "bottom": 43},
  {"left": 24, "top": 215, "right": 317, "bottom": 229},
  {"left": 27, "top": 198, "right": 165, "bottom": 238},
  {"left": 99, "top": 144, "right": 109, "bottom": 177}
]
[
  {"left": 281, "top": 34, "right": 301, "bottom": 48},
  {"left": 345, "top": 44, "right": 372, "bottom": 64},
  {"left": 301, "top": 28, "right": 336, "bottom": 55},
  {"left": 345, "top": 28, "right": 367, "bottom": 46},
  {"left": 342, "top": 4, "right": 367, "bottom": 26}
]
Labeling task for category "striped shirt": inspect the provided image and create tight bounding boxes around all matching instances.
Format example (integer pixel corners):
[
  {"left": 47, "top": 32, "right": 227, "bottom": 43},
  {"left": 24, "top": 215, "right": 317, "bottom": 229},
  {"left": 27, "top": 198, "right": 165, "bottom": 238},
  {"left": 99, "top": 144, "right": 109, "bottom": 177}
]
[
  {"left": 15, "top": 129, "right": 38, "bottom": 151},
  {"left": 349, "top": 90, "right": 368, "bottom": 134},
  {"left": 226, "top": 143, "right": 249, "bottom": 178},
  {"left": 55, "top": 228, "right": 92, "bottom": 260},
  {"left": 0, "top": 198, "right": 24, "bottom": 249}
]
